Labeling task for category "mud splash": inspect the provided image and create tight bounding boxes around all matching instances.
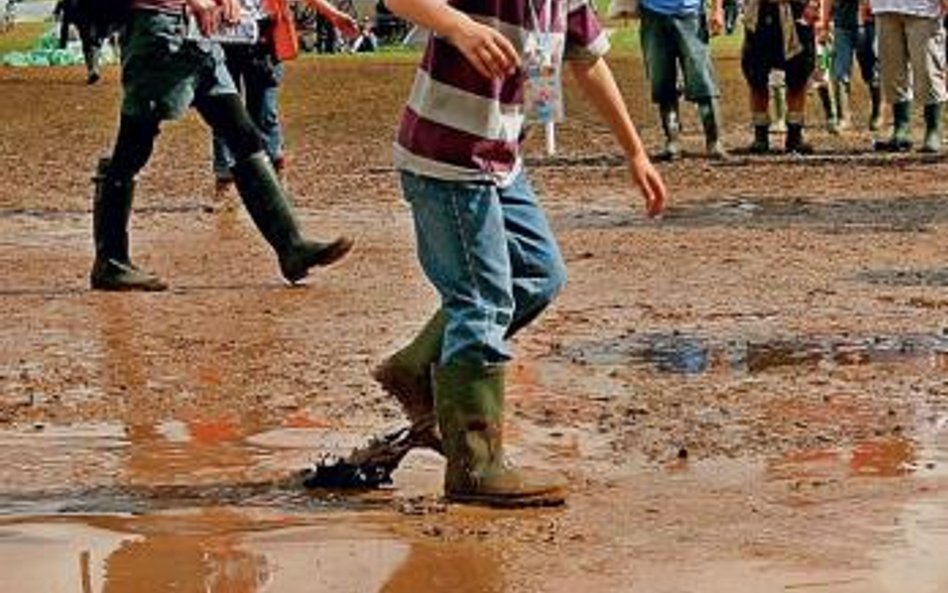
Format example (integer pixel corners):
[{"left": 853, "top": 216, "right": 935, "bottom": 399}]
[{"left": 550, "top": 331, "right": 948, "bottom": 376}]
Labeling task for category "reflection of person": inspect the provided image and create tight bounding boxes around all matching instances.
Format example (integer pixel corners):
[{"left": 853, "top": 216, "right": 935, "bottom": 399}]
[
  {"left": 212, "top": 0, "right": 357, "bottom": 196},
  {"left": 639, "top": 0, "right": 728, "bottom": 160},
  {"left": 821, "top": 0, "right": 882, "bottom": 131},
  {"left": 376, "top": 0, "right": 666, "bottom": 507},
  {"left": 91, "top": 0, "right": 353, "bottom": 291},
  {"left": 869, "top": 0, "right": 946, "bottom": 153},
  {"left": 742, "top": 0, "right": 818, "bottom": 154}
]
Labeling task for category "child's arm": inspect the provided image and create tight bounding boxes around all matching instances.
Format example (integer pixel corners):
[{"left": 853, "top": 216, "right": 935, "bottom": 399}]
[
  {"left": 301, "top": 0, "right": 359, "bottom": 38},
  {"left": 385, "top": 0, "right": 520, "bottom": 79},
  {"left": 569, "top": 57, "right": 666, "bottom": 217}
]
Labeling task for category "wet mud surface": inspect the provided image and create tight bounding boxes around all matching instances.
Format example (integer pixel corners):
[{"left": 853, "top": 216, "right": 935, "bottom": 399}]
[{"left": 2, "top": 55, "right": 948, "bottom": 591}]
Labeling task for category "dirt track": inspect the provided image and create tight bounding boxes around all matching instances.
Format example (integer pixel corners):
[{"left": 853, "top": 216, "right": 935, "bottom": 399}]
[{"left": 1, "top": 53, "right": 948, "bottom": 592}]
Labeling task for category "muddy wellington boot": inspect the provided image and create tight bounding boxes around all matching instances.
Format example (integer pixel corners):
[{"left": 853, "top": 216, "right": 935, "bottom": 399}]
[
  {"left": 874, "top": 100, "right": 913, "bottom": 152},
  {"left": 749, "top": 121, "right": 770, "bottom": 154},
  {"left": 659, "top": 103, "right": 682, "bottom": 161},
  {"left": 231, "top": 151, "right": 354, "bottom": 283},
  {"left": 920, "top": 102, "right": 943, "bottom": 154},
  {"left": 818, "top": 85, "right": 839, "bottom": 134},
  {"left": 833, "top": 80, "right": 852, "bottom": 131},
  {"left": 869, "top": 86, "right": 882, "bottom": 132},
  {"left": 698, "top": 98, "right": 728, "bottom": 159},
  {"left": 372, "top": 310, "right": 446, "bottom": 450},
  {"left": 785, "top": 114, "right": 814, "bottom": 155},
  {"left": 90, "top": 158, "right": 168, "bottom": 291},
  {"left": 434, "top": 360, "right": 567, "bottom": 507}
]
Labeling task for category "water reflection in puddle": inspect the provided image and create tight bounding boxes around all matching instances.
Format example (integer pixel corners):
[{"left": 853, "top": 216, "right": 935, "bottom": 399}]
[{"left": 552, "top": 332, "right": 948, "bottom": 375}]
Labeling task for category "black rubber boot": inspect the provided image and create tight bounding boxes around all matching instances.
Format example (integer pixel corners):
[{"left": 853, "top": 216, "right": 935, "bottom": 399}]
[
  {"left": 874, "top": 100, "right": 913, "bottom": 152},
  {"left": 231, "top": 151, "right": 354, "bottom": 283},
  {"left": 698, "top": 98, "right": 728, "bottom": 159},
  {"left": 785, "top": 122, "right": 814, "bottom": 155},
  {"left": 921, "top": 102, "right": 943, "bottom": 154},
  {"left": 659, "top": 103, "right": 682, "bottom": 161},
  {"left": 749, "top": 124, "right": 770, "bottom": 154},
  {"left": 90, "top": 158, "right": 167, "bottom": 292}
]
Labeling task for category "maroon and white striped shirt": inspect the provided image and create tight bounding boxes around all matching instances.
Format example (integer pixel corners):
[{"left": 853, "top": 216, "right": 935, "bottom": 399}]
[{"left": 394, "top": 0, "right": 609, "bottom": 187}]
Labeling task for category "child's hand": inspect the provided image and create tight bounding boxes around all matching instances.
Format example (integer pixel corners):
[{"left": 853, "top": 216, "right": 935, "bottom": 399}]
[
  {"left": 331, "top": 11, "right": 360, "bottom": 39},
  {"left": 447, "top": 18, "right": 520, "bottom": 80},
  {"left": 628, "top": 153, "right": 666, "bottom": 217},
  {"left": 186, "top": 0, "right": 223, "bottom": 35}
]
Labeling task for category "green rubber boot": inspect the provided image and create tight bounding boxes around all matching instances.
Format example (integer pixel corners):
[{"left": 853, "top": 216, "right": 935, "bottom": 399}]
[
  {"left": 659, "top": 103, "right": 682, "bottom": 161},
  {"left": 372, "top": 310, "right": 445, "bottom": 449},
  {"left": 921, "top": 102, "right": 943, "bottom": 154},
  {"left": 868, "top": 85, "right": 882, "bottom": 132},
  {"left": 90, "top": 158, "right": 168, "bottom": 292},
  {"left": 698, "top": 98, "right": 728, "bottom": 159},
  {"left": 231, "top": 152, "right": 354, "bottom": 283},
  {"left": 818, "top": 85, "right": 839, "bottom": 134},
  {"left": 434, "top": 360, "right": 566, "bottom": 507},
  {"left": 874, "top": 100, "right": 913, "bottom": 152}
]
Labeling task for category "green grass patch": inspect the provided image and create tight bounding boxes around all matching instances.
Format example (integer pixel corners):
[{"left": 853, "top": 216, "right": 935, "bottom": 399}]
[{"left": 0, "top": 22, "right": 47, "bottom": 54}]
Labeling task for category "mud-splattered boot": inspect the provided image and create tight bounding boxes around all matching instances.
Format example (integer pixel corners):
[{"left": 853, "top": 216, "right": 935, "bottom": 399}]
[
  {"left": 90, "top": 158, "right": 168, "bottom": 292},
  {"left": 920, "top": 102, "right": 943, "bottom": 154},
  {"left": 874, "top": 100, "right": 913, "bottom": 152},
  {"left": 231, "top": 151, "right": 354, "bottom": 283},
  {"left": 434, "top": 360, "right": 566, "bottom": 507},
  {"left": 698, "top": 98, "right": 728, "bottom": 159},
  {"left": 833, "top": 80, "right": 852, "bottom": 131},
  {"left": 868, "top": 86, "right": 882, "bottom": 132},
  {"left": 818, "top": 85, "right": 839, "bottom": 134},
  {"left": 372, "top": 310, "right": 445, "bottom": 450},
  {"left": 659, "top": 103, "right": 682, "bottom": 161}
]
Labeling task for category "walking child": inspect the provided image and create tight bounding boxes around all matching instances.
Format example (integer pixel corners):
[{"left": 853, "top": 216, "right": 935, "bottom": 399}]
[
  {"left": 375, "top": 0, "right": 667, "bottom": 507},
  {"left": 90, "top": 0, "right": 353, "bottom": 291}
]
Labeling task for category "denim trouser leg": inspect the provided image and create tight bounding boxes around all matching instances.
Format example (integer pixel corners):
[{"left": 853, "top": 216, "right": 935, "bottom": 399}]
[
  {"left": 212, "top": 62, "right": 284, "bottom": 179},
  {"left": 402, "top": 170, "right": 566, "bottom": 365}
]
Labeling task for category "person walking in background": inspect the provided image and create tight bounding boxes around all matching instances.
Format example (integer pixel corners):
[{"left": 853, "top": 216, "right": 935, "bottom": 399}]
[
  {"left": 821, "top": 0, "right": 882, "bottom": 132},
  {"left": 870, "top": 0, "right": 946, "bottom": 152},
  {"left": 54, "top": 0, "right": 117, "bottom": 84},
  {"left": 90, "top": 0, "right": 353, "bottom": 291},
  {"left": 375, "top": 0, "right": 666, "bottom": 507},
  {"left": 741, "top": 0, "right": 819, "bottom": 153},
  {"left": 639, "top": 0, "right": 729, "bottom": 159},
  {"left": 212, "top": 0, "right": 357, "bottom": 196}
]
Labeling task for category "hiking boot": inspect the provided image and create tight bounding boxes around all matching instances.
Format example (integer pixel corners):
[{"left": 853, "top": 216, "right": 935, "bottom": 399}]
[
  {"left": 231, "top": 151, "right": 354, "bottom": 283},
  {"left": 90, "top": 158, "right": 167, "bottom": 292},
  {"left": 372, "top": 310, "right": 445, "bottom": 451},
  {"left": 434, "top": 360, "right": 567, "bottom": 508},
  {"left": 874, "top": 100, "right": 913, "bottom": 152}
]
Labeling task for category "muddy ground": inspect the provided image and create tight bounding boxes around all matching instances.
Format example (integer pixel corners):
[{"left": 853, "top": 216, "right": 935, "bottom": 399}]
[{"left": 1, "top": 50, "right": 948, "bottom": 592}]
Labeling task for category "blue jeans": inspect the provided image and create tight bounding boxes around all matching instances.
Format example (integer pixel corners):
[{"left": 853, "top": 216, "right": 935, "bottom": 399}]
[
  {"left": 639, "top": 6, "right": 719, "bottom": 104},
  {"left": 401, "top": 170, "right": 567, "bottom": 364},
  {"left": 212, "top": 53, "right": 284, "bottom": 179},
  {"left": 832, "top": 24, "right": 879, "bottom": 86}
]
